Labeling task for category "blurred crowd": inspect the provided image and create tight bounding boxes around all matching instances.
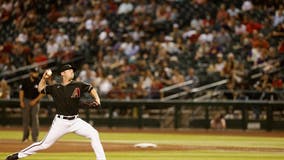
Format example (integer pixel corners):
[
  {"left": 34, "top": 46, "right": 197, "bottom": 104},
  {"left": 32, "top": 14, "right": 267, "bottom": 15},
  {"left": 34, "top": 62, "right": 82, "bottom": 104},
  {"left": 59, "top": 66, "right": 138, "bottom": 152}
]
[{"left": 0, "top": 0, "right": 284, "bottom": 100}]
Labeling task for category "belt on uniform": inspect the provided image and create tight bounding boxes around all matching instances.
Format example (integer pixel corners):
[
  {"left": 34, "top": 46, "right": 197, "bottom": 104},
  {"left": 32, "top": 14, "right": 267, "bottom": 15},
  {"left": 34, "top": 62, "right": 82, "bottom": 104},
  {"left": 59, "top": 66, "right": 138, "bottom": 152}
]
[{"left": 56, "top": 114, "right": 78, "bottom": 120}]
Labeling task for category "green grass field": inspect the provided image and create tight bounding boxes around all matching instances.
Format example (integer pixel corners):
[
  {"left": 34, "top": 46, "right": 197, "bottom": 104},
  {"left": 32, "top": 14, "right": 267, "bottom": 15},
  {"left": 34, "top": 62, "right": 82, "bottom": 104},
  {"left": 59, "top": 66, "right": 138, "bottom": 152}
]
[{"left": 1, "top": 130, "right": 284, "bottom": 160}]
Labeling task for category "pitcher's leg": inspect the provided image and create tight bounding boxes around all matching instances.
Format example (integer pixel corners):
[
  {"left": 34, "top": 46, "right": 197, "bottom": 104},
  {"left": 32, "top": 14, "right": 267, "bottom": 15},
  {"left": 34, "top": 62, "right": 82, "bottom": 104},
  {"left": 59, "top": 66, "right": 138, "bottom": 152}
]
[
  {"left": 31, "top": 104, "right": 40, "bottom": 142},
  {"left": 73, "top": 119, "right": 106, "bottom": 160},
  {"left": 18, "top": 117, "right": 67, "bottom": 158}
]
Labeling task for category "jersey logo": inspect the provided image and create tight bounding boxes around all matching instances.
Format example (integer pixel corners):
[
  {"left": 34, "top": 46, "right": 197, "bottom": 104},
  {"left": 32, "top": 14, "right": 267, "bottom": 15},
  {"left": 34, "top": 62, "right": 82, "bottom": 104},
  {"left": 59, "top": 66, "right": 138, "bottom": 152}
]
[{"left": 71, "top": 88, "right": 80, "bottom": 98}]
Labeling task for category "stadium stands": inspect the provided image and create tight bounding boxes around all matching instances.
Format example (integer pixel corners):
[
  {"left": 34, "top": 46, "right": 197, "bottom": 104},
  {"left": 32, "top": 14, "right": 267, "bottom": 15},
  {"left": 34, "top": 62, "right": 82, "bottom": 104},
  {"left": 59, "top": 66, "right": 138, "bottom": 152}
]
[{"left": 0, "top": 0, "right": 283, "bottom": 100}]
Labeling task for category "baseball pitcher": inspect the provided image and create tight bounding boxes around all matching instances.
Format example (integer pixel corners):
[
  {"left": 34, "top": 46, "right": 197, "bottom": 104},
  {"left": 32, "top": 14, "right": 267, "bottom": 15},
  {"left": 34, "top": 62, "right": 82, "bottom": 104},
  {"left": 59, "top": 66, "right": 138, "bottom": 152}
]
[{"left": 6, "top": 64, "right": 106, "bottom": 160}]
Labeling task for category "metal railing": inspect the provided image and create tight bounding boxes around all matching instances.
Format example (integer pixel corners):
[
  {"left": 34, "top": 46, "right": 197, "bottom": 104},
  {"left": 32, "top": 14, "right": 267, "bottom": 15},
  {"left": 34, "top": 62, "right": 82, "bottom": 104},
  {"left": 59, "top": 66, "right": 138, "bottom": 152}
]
[
  {"left": 159, "top": 80, "right": 193, "bottom": 100},
  {"left": 160, "top": 79, "right": 228, "bottom": 101}
]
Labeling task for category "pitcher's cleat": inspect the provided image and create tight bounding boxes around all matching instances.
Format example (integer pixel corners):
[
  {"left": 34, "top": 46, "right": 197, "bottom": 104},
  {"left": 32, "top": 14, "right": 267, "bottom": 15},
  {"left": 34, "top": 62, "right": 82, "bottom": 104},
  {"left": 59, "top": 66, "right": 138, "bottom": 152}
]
[{"left": 5, "top": 153, "right": 19, "bottom": 160}]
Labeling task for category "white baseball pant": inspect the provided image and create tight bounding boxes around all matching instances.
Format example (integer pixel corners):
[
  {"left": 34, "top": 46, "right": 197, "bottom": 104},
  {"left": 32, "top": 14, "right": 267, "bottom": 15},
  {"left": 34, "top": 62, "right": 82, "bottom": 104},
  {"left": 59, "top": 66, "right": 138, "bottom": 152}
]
[{"left": 17, "top": 115, "right": 106, "bottom": 160}]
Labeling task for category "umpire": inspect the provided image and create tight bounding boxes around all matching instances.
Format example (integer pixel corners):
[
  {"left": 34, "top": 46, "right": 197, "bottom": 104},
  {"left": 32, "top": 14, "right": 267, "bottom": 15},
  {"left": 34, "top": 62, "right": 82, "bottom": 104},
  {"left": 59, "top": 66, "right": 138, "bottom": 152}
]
[{"left": 19, "top": 67, "right": 44, "bottom": 142}]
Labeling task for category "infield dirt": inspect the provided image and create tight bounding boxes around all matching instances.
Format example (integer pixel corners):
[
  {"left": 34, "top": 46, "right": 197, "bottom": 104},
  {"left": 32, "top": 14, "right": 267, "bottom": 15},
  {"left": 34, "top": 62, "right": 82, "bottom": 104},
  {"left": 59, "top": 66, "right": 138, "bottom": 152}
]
[{"left": 1, "top": 128, "right": 284, "bottom": 153}]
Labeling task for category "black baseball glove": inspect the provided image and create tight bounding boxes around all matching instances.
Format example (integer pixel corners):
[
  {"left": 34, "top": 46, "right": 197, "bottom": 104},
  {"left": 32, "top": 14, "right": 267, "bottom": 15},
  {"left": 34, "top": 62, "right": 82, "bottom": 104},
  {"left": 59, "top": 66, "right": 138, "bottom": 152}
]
[{"left": 80, "top": 101, "right": 101, "bottom": 109}]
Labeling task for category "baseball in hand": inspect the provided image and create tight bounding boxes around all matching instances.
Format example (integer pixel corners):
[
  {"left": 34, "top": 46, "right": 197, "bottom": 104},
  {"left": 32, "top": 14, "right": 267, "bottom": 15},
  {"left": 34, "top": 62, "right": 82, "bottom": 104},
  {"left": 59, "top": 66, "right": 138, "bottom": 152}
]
[{"left": 46, "top": 69, "right": 52, "bottom": 76}]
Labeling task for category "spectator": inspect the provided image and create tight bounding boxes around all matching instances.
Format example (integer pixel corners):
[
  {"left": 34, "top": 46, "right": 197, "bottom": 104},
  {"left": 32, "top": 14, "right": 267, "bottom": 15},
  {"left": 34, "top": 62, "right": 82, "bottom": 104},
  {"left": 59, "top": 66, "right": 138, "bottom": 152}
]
[
  {"left": 185, "top": 67, "right": 199, "bottom": 88},
  {"left": 55, "top": 28, "right": 70, "bottom": 48},
  {"left": 108, "top": 82, "right": 126, "bottom": 99},
  {"left": 242, "top": 0, "right": 253, "bottom": 12},
  {"left": 84, "top": 14, "right": 108, "bottom": 32},
  {"left": 150, "top": 76, "right": 163, "bottom": 99},
  {"left": 272, "top": 74, "right": 283, "bottom": 90},
  {"left": 155, "top": 2, "right": 172, "bottom": 23},
  {"left": 214, "top": 28, "right": 232, "bottom": 48},
  {"left": 210, "top": 113, "right": 226, "bottom": 129},
  {"left": 161, "top": 36, "right": 181, "bottom": 54},
  {"left": 46, "top": 37, "right": 59, "bottom": 58},
  {"left": 58, "top": 39, "right": 75, "bottom": 61},
  {"left": 227, "top": 4, "right": 240, "bottom": 17},
  {"left": 0, "top": 79, "right": 10, "bottom": 99},
  {"left": 15, "top": 29, "right": 29, "bottom": 44},
  {"left": 171, "top": 68, "right": 185, "bottom": 84},
  {"left": 32, "top": 43, "right": 48, "bottom": 64},
  {"left": 92, "top": 67, "right": 104, "bottom": 91},
  {"left": 193, "top": 0, "right": 207, "bottom": 5},
  {"left": 102, "top": 48, "right": 121, "bottom": 70},
  {"left": 195, "top": 42, "right": 210, "bottom": 60},
  {"left": 273, "top": 5, "right": 284, "bottom": 27},
  {"left": 234, "top": 21, "right": 247, "bottom": 35},
  {"left": 182, "top": 26, "right": 198, "bottom": 40},
  {"left": 76, "top": 63, "right": 96, "bottom": 86},
  {"left": 202, "top": 14, "right": 214, "bottom": 28},
  {"left": 216, "top": 4, "right": 229, "bottom": 22},
  {"left": 0, "top": 52, "right": 16, "bottom": 73},
  {"left": 99, "top": 74, "right": 113, "bottom": 97},
  {"left": 130, "top": 26, "right": 145, "bottom": 42},
  {"left": 133, "top": 0, "right": 147, "bottom": 15},
  {"left": 278, "top": 40, "right": 284, "bottom": 54},
  {"left": 198, "top": 28, "right": 214, "bottom": 44},
  {"left": 120, "top": 35, "right": 140, "bottom": 57},
  {"left": 0, "top": 0, "right": 12, "bottom": 23},
  {"left": 232, "top": 61, "right": 246, "bottom": 84},
  {"left": 47, "top": 4, "right": 61, "bottom": 22},
  {"left": 190, "top": 15, "right": 202, "bottom": 30},
  {"left": 272, "top": 23, "right": 284, "bottom": 38},
  {"left": 244, "top": 17, "right": 263, "bottom": 34},
  {"left": 215, "top": 53, "right": 226, "bottom": 74},
  {"left": 141, "top": 69, "right": 153, "bottom": 97},
  {"left": 132, "top": 78, "right": 147, "bottom": 99},
  {"left": 222, "top": 53, "right": 237, "bottom": 78},
  {"left": 117, "top": 0, "right": 134, "bottom": 15},
  {"left": 251, "top": 32, "right": 269, "bottom": 49}
]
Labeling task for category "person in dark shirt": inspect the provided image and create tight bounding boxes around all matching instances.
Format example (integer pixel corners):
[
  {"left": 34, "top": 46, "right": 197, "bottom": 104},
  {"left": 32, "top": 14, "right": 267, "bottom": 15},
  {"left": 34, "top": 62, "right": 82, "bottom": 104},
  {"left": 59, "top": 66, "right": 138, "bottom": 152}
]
[
  {"left": 6, "top": 64, "right": 106, "bottom": 160},
  {"left": 19, "top": 68, "right": 44, "bottom": 142}
]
